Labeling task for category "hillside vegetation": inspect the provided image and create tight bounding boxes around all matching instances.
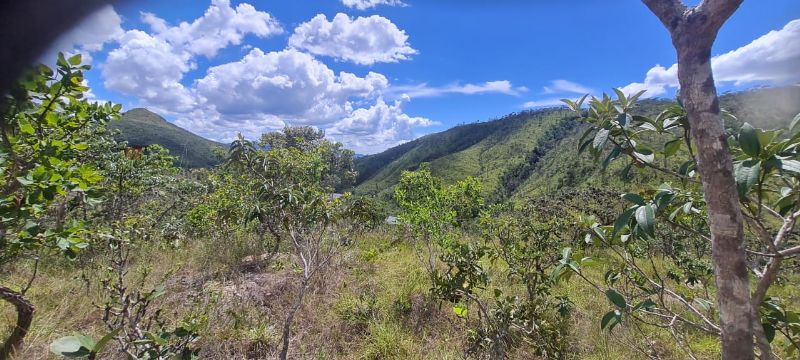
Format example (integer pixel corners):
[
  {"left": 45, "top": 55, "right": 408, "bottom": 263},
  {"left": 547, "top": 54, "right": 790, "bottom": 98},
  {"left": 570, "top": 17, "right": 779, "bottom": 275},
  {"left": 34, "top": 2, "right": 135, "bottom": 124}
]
[
  {"left": 354, "top": 87, "right": 800, "bottom": 201},
  {"left": 112, "top": 108, "right": 224, "bottom": 168}
]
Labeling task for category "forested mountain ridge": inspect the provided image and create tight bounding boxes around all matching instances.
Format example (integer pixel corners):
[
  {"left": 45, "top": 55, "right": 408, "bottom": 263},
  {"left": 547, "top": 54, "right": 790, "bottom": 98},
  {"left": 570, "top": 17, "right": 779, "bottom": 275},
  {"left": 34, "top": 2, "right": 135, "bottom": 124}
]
[
  {"left": 353, "top": 86, "right": 800, "bottom": 201},
  {"left": 111, "top": 108, "right": 225, "bottom": 168}
]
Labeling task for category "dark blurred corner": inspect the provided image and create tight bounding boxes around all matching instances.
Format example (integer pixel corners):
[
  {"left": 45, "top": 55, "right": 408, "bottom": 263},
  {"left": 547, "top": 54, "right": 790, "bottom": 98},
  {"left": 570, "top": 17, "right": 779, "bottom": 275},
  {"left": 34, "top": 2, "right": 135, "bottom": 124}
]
[{"left": 0, "top": 0, "right": 119, "bottom": 95}]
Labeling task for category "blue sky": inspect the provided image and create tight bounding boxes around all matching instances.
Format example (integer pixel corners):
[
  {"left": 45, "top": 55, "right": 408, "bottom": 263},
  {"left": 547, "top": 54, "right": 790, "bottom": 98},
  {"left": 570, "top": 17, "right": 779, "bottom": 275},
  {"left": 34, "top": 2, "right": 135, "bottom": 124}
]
[{"left": 47, "top": 0, "right": 800, "bottom": 153}]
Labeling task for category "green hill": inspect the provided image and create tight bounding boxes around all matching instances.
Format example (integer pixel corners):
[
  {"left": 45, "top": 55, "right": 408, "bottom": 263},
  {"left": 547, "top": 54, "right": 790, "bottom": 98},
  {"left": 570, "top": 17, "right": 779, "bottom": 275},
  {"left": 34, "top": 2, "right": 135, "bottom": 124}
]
[
  {"left": 353, "top": 87, "right": 800, "bottom": 202},
  {"left": 111, "top": 108, "right": 225, "bottom": 168}
]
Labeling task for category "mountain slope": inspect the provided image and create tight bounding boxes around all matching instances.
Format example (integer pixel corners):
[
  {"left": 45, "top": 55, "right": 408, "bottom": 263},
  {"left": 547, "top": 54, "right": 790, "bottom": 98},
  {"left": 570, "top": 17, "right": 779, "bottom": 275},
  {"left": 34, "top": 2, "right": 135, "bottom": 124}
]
[
  {"left": 111, "top": 108, "right": 225, "bottom": 168},
  {"left": 354, "top": 87, "right": 800, "bottom": 201},
  {"left": 354, "top": 108, "right": 578, "bottom": 200}
]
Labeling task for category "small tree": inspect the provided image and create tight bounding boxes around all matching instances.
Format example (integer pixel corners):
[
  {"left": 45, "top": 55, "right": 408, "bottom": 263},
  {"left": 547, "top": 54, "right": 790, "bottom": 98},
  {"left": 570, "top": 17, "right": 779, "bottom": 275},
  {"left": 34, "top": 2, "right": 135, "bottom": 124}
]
[
  {"left": 228, "top": 136, "right": 356, "bottom": 360},
  {"left": 0, "top": 54, "right": 120, "bottom": 357},
  {"left": 394, "top": 164, "right": 483, "bottom": 286},
  {"left": 259, "top": 126, "right": 357, "bottom": 191},
  {"left": 395, "top": 168, "right": 572, "bottom": 358}
]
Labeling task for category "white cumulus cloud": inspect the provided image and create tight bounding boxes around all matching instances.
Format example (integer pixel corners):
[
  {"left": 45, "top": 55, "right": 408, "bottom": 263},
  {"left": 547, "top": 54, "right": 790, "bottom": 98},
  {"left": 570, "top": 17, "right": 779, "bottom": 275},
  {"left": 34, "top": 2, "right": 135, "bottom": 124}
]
[
  {"left": 289, "top": 13, "right": 417, "bottom": 65},
  {"left": 43, "top": 5, "right": 124, "bottom": 63},
  {"left": 103, "top": 0, "right": 282, "bottom": 112},
  {"left": 183, "top": 49, "right": 431, "bottom": 153},
  {"left": 621, "top": 19, "right": 800, "bottom": 98},
  {"left": 173, "top": 109, "right": 286, "bottom": 144},
  {"left": 341, "top": 0, "right": 407, "bottom": 10},
  {"left": 141, "top": 0, "right": 283, "bottom": 58},
  {"left": 328, "top": 96, "right": 435, "bottom": 154},
  {"left": 389, "top": 80, "right": 527, "bottom": 98},
  {"left": 195, "top": 48, "right": 389, "bottom": 124},
  {"left": 103, "top": 30, "right": 196, "bottom": 112}
]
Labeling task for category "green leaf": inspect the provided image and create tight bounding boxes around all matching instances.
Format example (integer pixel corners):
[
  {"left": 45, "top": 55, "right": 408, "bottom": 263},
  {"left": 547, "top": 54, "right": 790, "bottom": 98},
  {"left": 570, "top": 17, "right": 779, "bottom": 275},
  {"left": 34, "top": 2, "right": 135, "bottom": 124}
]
[
  {"left": 578, "top": 138, "right": 593, "bottom": 154},
  {"left": 621, "top": 193, "right": 645, "bottom": 206},
  {"left": 776, "top": 193, "right": 796, "bottom": 216},
  {"left": 635, "top": 204, "right": 655, "bottom": 238},
  {"left": 51, "top": 336, "right": 83, "bottom": 354},
  {"left": 763, "top": 323, "right": 776, "bottom": 343},
  {"left": 616, "top": 113, "right": 631, "bottom": 128},
  {"left": 739, "top": 123, "right": 761, "bottom": 157},
  {"left": 561, "top": 247, "right": 573, "bottom": 262},
  {"left": 494, "top": 288, "right": 503, "bottom": 298},
  {"left": 734, "top": 160, "right": 761, "bottom": 197},
  {"left": 632, "top": 299, "right": 656, "bottom": 312},
  {"left": 682, "top": 201, "right": 694, "bottom": 214},
  {"left": 605, "top": 289, "right": 626, "bottom": 309},
  {"left": 664, "top": 139, "right": 681, "bottom": 157},
  {"left": 68, "top": 54, "right": 82, "bottom": 66},
  {"left": 453, "top": 304, "right": 468, "bottom": 318},
  {"left": 591, "top": 225, "right": 607, "bottom": 242},
  {"left": 613, "top": 88, "right": 627, "bottom": 106},
  {"left": 550, "top": 264, "right": 567, "bottom": 283},
  {"left": 604, "top": 270, "right": 621, "bottom": 286},
  {"left": 50, "top": 335, "right": 92, "bottom": 357},
  {"left": 57, "top": 52, "right": 68, "bottom": 67},
  {"left": 781, "top": 159, "right": 800, "bottom": 174},
  {"left": 654, "top": 190, "right": 675, "bottom": 210},
  {"left": 602, "top": 146, "right": 621, "bottom": 169},
  {"left": 613, "top": 207, "right": 636, "bottom": 237},
  {"left": 16, "top": 176, "right": 34, "bottom": 186},
  {"left": 561, "top": 99, "right": 577, "bottom": 112},
  {"left": 76, "top": 334, "right": 95, "bottom": 351},
  {"left": 601, "top": 310, "right": 622, "bottom": 331},
  {"left": 19, "top": 119, "right": 35, "bottom": 135},
  {"left": 790, "top": 112, "right": 800, "bottom": 133},
  {"left": 593, "top": 129, "right": 609, "bottom": 151},
  {"left": 693, "top": 298, "right": 713, "bottom": 312},
  {"left": 633, "top": 149, "right": 655, "bottom": 164},
  {"left": 629, "top": 90, "right": 646, "bottom": 104},
  {"left": 756, "top": 129, "right": 780, "bottom": 151},
  {"left": 679, "top": 160, "right": 695, "bottom": 177}
]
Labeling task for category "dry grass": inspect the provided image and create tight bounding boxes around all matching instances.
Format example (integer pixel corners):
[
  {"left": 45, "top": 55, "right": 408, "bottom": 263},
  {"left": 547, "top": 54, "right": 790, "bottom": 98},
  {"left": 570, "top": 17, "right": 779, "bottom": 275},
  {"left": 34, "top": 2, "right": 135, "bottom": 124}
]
[{"left": 5, "top": 228, "right": 793, "bottom": 359}]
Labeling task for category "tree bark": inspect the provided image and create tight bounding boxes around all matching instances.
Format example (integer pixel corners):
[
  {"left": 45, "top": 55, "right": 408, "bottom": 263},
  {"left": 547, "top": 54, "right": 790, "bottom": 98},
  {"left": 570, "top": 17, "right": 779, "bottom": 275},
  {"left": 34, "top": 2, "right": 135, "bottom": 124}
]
[
  {"left": 640, "top": 1, "right": 753, "bottom": 359},
  {"left": 279, "top": 278, "right": 308, "bottom": 360},
  {"left": 0, "top": 285, "right": 35, "bottom": 359}
]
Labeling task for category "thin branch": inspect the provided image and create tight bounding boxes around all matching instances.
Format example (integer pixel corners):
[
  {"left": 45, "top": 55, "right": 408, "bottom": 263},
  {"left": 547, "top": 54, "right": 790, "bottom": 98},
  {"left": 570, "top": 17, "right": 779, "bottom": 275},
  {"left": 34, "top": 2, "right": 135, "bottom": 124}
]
[
  {"left": 21, "top": 255, "right": 40, "bottom": 295},
  {"left": 751, "top": 210, "right": 800, "bottom": 326}
]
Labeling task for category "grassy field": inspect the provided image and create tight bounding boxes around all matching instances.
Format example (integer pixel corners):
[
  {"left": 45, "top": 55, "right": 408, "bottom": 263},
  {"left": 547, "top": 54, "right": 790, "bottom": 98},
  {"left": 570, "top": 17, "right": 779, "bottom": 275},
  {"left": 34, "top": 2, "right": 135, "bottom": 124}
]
[{"left": 5, "top": 226, "right": 775, "bottom": 359}]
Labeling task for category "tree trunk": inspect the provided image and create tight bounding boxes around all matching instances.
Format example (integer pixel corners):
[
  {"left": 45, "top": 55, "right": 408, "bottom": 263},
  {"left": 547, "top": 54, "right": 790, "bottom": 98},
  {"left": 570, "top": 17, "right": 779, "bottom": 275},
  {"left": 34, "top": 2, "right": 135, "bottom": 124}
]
[
  {"left": 279, "top": 278, "right": 308, "bottom": 360},
  {"left": 0, "top": 285, "right": 34, "bottom": 359},
  {"left": 676, "top": 40, "right": 754, "bottom": 360},
  {"left": 640, "top": 1, "right": 752, "bottom": 358}
]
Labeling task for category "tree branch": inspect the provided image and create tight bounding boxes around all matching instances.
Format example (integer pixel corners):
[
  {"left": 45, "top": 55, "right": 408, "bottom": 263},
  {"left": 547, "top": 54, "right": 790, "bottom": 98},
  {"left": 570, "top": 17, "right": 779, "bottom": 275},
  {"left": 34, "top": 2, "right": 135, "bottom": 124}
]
[
  {"left": 779, "top": 245, "right": 800, "bottom": 257},
  {"left": 641, "top": 0, "right": 687, "bottom": 30},
  {"left": 696, "top": 0, "right": 744, "bottom": 33}
]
